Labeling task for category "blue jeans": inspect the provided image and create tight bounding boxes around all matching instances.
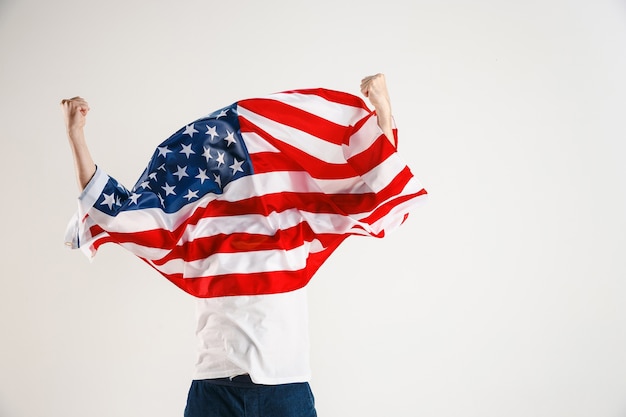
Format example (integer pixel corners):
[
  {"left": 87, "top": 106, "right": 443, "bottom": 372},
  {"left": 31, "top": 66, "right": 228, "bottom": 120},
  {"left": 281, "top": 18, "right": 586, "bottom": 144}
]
[{"left": 184, "top": 375, "right": 317, "bottom": 417}]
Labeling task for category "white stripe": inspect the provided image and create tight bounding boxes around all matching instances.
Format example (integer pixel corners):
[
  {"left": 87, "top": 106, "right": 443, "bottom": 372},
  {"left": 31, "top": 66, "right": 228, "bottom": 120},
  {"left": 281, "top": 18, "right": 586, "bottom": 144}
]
[
  {"left": 223, "top": 171, "right": 343, "bottom": 201},
  {"left": 185, "top": 209, "right": 359, "bottom": 240},
  {"left": 265, "top": 92, "right": 370, "bottom": 126},
  {"left": 86, "top": 196, "right": 212, "bottom": 233},
  {"left": 183, "top": 210, "right": 305, "bottom": 239},
  {"left": 117, "top": 241, "right": 171, "bottom": 259},
  {"left": 311, "top": 176, "right": 370, "bottom": 195},
  {"left": 241, "top": 131, "right": 280, "bottom": 154},
  {"left": 153, "top": 240, "right": 315, "bottom": 278},
  {"left": 237, "top": 106, "right": 346, "bottom": 164}
]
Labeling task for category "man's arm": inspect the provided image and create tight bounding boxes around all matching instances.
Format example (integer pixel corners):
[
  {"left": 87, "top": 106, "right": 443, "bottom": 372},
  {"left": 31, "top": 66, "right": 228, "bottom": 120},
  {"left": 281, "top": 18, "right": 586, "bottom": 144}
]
[
  {"left": 61, "top": 97, "right": 96, "bottom": 191},
  {"left": 360, "top": 73, "right": 395, "bottom": 145}
]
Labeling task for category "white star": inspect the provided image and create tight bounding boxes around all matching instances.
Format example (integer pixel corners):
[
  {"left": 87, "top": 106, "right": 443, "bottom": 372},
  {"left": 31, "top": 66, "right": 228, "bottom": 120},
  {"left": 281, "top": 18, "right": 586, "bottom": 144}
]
[
  {"left": 129, "top": 193, "right": 141, "bottom": 205},
  {"left": 158, "top": 163, "right": 166, "bottom": 171},
  {"left": 183, "top": 124, "right": 198, "bottom": 137},
  {"left": 158, "top": 194, "right": 165, "bottom": 207},
  {"left": 180, "top": 143, "right": 195, "bottom": 158},
  {"left": 100, "top": 193, "right": 115, "bottom": 210},
  {"left": 174, "top": 165, "right": 188, "bottom": 180},
  {"left": 224, "top": 130, "right": 237, "bottom": 147},
  {"left": 216, "top": 151, "right": 225, "bottom": 167},
  {"left": 162, "top": 183, "right": 176, "bottom": 196},
  {"left": 229, "top": 158, "right": 244, "bottom": 174},
  {"left": 214, "top": 173, "right": 222, "bottom": 188},
  {"left": 202, "top": 146, "right": 212, "bottom": 162},
  {"left": 139, "top": 181, "right": 151, "bottom": 190},
  {"left": 158, "top": 146, "right": 171, "bottom": 157},
  {"left": 183, "top": 189, "right": 199, "bottom": 201},
  {"left": 115, "top": 196, "right": 122, "bottom": 206},
  {"left": 205, "top": 125, "right": 218, "bottom": 141},
  {"left": 215, "top": 109, "right": 228, "bottom": 119},
  {"left": 148, "top": 172, "right": 158, "bottom": 181},
  {"left": 196, "top": 168, "right": 210, "bottom": 184}
]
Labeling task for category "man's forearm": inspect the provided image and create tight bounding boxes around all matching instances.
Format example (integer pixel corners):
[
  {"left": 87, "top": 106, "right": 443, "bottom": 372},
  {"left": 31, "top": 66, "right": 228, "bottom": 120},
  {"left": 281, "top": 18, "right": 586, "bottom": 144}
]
[
  {"left": 376, "top": 108, "right": 395, "bottom": 145},
  {"left": 67, "top": 127, "right": 96, "bottom": 191}
]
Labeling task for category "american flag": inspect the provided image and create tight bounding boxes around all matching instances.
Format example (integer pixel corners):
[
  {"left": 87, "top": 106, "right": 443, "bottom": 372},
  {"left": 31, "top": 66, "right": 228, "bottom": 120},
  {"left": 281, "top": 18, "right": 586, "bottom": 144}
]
[{"left": 66, "top": 88, "right": 427, "bottom": 297}]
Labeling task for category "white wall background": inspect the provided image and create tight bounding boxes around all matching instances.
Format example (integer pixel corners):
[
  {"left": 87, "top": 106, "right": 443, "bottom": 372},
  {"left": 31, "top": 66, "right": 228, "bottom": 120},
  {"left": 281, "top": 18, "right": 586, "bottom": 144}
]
[{"left": 1, "top": 0, "right": 625, "bottom": 416}]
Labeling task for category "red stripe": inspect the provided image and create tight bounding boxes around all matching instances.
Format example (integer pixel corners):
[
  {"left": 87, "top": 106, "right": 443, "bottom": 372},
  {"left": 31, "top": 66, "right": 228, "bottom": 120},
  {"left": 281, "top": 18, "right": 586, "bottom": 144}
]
[
  {"left": 240, "top": 116, "right": 358, "bottom": 179},
  {"left": 96, "top": 192, "right": 356, "bottom": 248},
  {"left": 90, "top": 224, "right": 105, "bottom": 237},
  {"left": 151, "top": 223, "right": 339, "bottom": 266},
  {"left": 347, "top": 134, "right": 398, "bottom": 177},
  {"left": 248, "top": 149, "right": 355, "bottom": 180},
  {"left": 143, "top": 234, "right": 348, "bottom": 297},
  {"left": 248, "top": 151, "right": 304, "bottom": 174},
  {"left": 89, "top": 225, "right": 112, "bottom": 250},
  {"left": 203, "top": 187, "right": 403, "bottom": 224},
  {"left": 238, "top": 98, "right": 349, "bottom": 145},
  {"left": 359, "top": 188, "right": 428, "bottom": 228},
  {"left": 247, "top": 148, "right": 355, "bottom": 179},
  {"left": 92, "top": 236, "right": 115, "bottom": 251},
  {"left": 89, "top": 167, "right": 412, "bottom": 256},
  {"left": 91, "top": 168, "right": 413, "bottom": 249}
]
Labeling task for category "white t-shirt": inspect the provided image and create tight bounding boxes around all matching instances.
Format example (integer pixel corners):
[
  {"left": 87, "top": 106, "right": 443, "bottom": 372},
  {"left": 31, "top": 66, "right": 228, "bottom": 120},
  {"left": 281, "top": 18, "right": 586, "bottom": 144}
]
[
  {"left": 192, "top": 287, "right": 311, "bottom": 385},
  {"left": 65, "top": 168, "right": 313, "bottom": 385}
]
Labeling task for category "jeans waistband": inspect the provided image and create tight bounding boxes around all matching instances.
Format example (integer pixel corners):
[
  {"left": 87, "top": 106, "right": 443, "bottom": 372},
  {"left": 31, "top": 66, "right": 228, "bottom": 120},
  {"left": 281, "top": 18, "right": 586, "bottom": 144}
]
[{"left": 202, "top": 374, "right": 260, "bottom": 387}]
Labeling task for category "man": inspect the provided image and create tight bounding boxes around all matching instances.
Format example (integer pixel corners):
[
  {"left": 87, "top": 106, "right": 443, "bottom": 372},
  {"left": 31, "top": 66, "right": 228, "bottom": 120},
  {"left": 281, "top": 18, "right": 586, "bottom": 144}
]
[{"left": 62, "top": 74, "right": 426, "bottom": 416}]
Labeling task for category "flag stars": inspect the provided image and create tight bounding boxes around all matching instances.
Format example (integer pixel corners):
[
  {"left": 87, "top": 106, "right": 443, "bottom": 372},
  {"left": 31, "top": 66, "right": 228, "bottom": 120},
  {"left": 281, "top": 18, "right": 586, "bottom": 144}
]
[
  {"left": 183, "top": 123, "right": 198, "bottom": 137},
  {"left": 216, "top": 151, "right": 225, "bottom": 167},
  {"left": 180, "top": 143, "right": 195, "bottom": 158},
  {"left": 196, "top": 168, "right": 210, "bottom": 184},
  {"left": 162, "top": 183, "right": 176, "bottom": 196},
  {"left": 183, "top": 189, "right": 199, "bottom": 201},
  {"left": 115, "top": 104, "right": 251, "bottom": 212},
  {"left": 229, "top": 158, "right": 244, "bottom": 174},
  {"left": 100, "top": 193, "right": 116, "bottom": 210},
  {"left": 158, "top": 146, "right": 172, "bottom": 157},
  {"left": 174, "top": 165, "right": 189, "bottom": 180},
  {"left": 224, "top": 130, "right": 237, "bottom": 147},
  {"left": 205, "top": 125, "right": 218, "bottom": 141},
  {"left": 129, "top": 192, "right": 141, "bottom": 205},
  {"left": 202, "top": 146, "right": 212, "bottom": 162}
]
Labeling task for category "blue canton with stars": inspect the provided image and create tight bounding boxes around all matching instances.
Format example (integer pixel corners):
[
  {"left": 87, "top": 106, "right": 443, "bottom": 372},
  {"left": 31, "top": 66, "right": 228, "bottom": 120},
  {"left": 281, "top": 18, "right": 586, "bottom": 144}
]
[{"left": 95, "top": 103, "right": 254, "bottom": 215}]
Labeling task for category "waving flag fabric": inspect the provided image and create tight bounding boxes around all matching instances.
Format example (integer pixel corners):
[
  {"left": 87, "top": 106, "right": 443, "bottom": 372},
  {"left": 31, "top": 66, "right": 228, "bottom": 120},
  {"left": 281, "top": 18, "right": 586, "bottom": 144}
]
[{"left": 65, "top": 88, "right": 427, "bottom": 298}]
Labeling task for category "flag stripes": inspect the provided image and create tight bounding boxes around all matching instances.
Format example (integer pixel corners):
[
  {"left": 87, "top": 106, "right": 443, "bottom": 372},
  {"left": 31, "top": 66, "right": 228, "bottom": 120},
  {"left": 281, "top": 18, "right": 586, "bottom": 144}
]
[{"left": 67, "top": 88, "right": 427, "bottom": 297}]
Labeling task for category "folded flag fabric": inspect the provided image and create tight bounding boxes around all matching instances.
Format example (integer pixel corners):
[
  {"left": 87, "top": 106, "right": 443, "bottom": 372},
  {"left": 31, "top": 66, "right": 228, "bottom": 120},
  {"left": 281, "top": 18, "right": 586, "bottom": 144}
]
[{"left": 65, "top": 88, "right": 427, "bottom": 298}]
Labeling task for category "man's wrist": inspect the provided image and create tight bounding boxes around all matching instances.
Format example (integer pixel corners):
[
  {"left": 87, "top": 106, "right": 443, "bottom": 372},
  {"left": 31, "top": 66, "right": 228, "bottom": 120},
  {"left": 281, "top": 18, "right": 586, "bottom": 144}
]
[
  {"left": 67, "top": 126, "right": 84, "bottom": 135},
  {"left": 67, "top": 126, "right": 86, "bottom": 143}
]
